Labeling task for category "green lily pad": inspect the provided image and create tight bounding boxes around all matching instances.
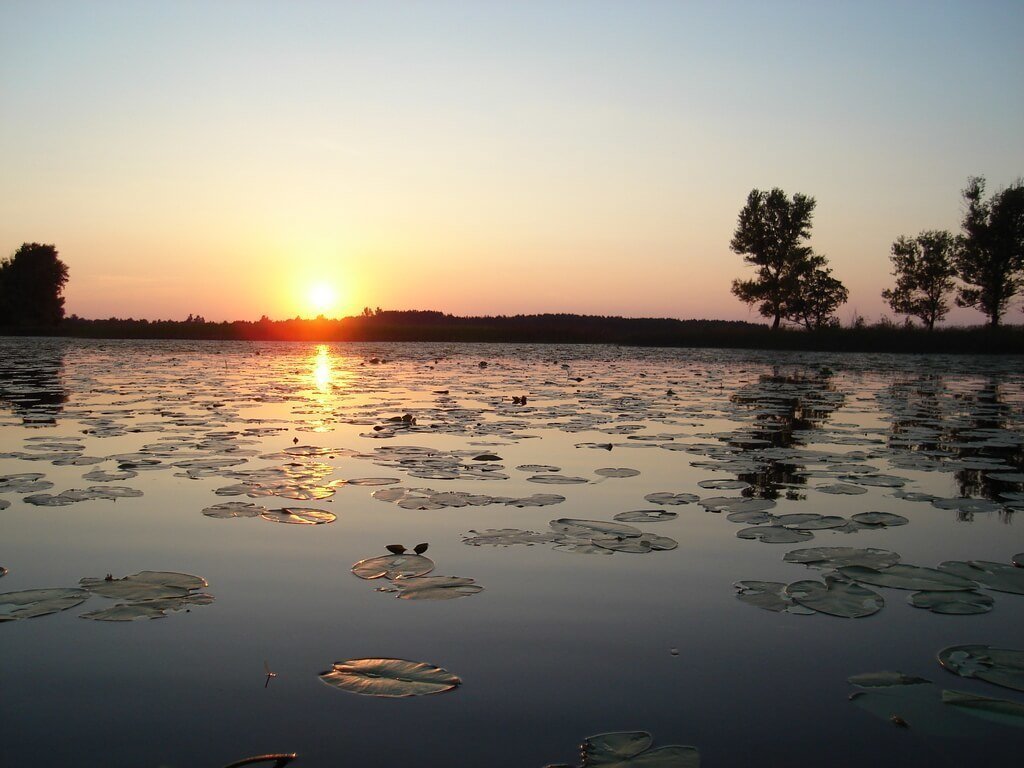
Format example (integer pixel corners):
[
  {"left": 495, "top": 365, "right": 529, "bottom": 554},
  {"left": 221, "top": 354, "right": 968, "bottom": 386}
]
[
  {"left": 352, "top": 553, "right": 435, "bottom": 580},
  {"left": 783, "top": 547, "right": 901, "bottom": 570},
  {"left": 0, "top": 587, "right": 89, "bottom": 621},
  {"left": 381, "top": 576, "right": 483, "bottom": 600},
  {"left": 80, "top": 571, "right": 207, "bottom": 601},
  {"left": 838, "top": 564, "right": 977, "bottom": 592},
  {"left": 613, "top": 510, "right": 677, "bottom": 523},
  {"left": 260, "top": 507, "right": 336, "bottom": 525},
  {"left": 937, "top": 561, "right": 1024, "bottom": 595},
  {"left": 937, "top": 645, "right": 1024, "bottom": 692},
  {"left": 908, "top": 590, "right": 994, "bottom": 615},
  {"left": 581, "top": 731, "right": 701, "bottom": 767},
  {"left": 787, "top": 576, "right": 884, "bottom": 618},
  {"left": 850, "top": 512, "right": 909, "bottom": 527},
  {"left": 734, "top": 581, "right": 815, "bottom": 615},
  {"left": 319, "top": 658, "right": 460, "bottom": 697}
]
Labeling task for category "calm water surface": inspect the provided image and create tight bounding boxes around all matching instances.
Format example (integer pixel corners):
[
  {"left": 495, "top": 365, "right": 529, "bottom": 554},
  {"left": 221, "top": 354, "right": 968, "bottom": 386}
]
[{"left": 1, "top": 339, "right": 1022, "bottom": 767}]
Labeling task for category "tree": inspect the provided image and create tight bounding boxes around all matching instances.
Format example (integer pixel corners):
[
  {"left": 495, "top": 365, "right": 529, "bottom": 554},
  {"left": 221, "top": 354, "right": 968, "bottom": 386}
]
[
  {"left": 955, "top": 177, "right": 1024, "bottom": 327},
  {"left": 785, "top": 259, "right": 849, "bottom": 330},
  {"left": 881, "top": 230, "right": 957, "bottom": 330},
  {"left": 0, "top": 243, "right": 70, "bottom": 326},
  {"left": 730, "top": 188, "right": 819, "bottom": 329}
]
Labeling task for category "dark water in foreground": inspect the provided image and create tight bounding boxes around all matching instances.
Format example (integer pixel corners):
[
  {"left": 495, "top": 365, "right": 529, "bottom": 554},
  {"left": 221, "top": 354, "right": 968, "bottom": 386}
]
[{"left": 1, "top": 339, "right": 1022, "bottom": 767}]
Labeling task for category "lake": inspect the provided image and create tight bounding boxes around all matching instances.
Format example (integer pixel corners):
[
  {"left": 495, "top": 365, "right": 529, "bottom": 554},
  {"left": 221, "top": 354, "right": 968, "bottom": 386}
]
[{"left": 1, "top": 338, "right": 1022, "bottom": 767}]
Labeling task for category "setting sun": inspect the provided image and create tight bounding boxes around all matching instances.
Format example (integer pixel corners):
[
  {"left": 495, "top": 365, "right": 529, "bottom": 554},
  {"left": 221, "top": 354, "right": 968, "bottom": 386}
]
[{"left": 307, "top": 282, "right": 337, "bottom": 316}]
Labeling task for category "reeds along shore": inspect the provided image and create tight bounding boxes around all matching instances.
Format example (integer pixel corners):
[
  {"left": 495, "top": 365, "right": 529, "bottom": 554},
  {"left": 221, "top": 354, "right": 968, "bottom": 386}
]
[{"left": 3, "top": 311, "right": 1024, "bottom": 353}]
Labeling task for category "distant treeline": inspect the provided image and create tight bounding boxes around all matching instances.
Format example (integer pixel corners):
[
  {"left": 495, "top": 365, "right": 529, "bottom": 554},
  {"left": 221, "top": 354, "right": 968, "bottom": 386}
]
[{"left": 3, "top": 310, "right": 1023, "bottom": 353}]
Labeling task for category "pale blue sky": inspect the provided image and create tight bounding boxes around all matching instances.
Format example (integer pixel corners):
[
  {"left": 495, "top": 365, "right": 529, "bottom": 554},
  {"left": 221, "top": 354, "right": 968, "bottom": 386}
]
[{"left": 2, "top": 1, "right": 1022, "bottom": 322}]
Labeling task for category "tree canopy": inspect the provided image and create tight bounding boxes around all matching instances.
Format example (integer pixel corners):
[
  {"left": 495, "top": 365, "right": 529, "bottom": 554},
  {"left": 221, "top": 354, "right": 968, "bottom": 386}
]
[
  {"left": 730, "top": 188, "right": 846, "bottom": 329},
  {"left": 0, "top": 243, "right": 70, "bottom": 327},
  {"left": 955, "top": 177, "right": 1024, "bottom": 327},
  {"left": 882, "top": 230, "right": 957, "bottom": 330}
]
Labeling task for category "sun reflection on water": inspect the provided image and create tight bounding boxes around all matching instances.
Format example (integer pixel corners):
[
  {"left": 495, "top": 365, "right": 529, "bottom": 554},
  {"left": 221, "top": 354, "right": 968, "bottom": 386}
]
[{"left": 312, "top": 344, "right": 331, "bottom": 392}]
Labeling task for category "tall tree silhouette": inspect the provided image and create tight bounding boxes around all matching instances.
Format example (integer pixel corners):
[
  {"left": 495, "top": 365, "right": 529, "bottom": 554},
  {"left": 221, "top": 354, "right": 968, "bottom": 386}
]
[
  {"left": 0, "top": 243, "right": 69, "bottom": 326},
  {"left": 882, "top": 230, "right": 957, "bottom": 330},
  {"left": 955, "top": 177, "right": 1024, "bottom": 328},
  {"left": 730, "top": 188, "right": 846, "bottom": 329}
]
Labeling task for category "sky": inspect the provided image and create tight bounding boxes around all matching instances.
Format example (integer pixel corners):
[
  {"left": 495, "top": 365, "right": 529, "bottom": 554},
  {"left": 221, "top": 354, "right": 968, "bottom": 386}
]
[{"left": 1, "top": 0, "right": 1023, "bottom": 324}]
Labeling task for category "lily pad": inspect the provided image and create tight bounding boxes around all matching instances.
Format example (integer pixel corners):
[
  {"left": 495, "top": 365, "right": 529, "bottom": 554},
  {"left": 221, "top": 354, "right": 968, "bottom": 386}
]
[
  {"left": 595, "top": 468, "right": 640, "bottom": 478},
  {"left": 736, "top": 525, "right": 813, "bottom": 544},
  {"left": 850, "top": 511, "right": 909, "bottom": 527},
  {"left": 581, "top": 731, "right": 701, "bottom": 767},
  {"left": 352, "top": 553, "right": 435, "bottom": 580},
  {"left": 260, "top": 507, "right": 336, "bottom": 525},
  {"left": 644, "top": 492, "right": 699, "bottom": 506},
  {"left": 551, "top": 518, "right": 643, "bottom": 538},
  {"left": 381, "top": 576, "right": 483, "bottom": 600},
  {"left": 613, "top": 510, "right": 678, "bottom": 523},
  {"left": 0, "top": 587, "right": 89, "bottom": 621},
  {"left": 319, "top": 658, "right": 460, "bottom": 697},
  {"left": 787, "top": 576, "right": 884, "bottom": 618},
  {"left": 941, "top": 690, "right": 1024, "bottom": 727},
  {"left": 784, "top": 547, "right": 901, "bottom": 570},
  {"left": 938, "top": 645, "right": 1024, "bottom": 692},
  {"left": 937, "top": 561, "right": 1024, "bottom": 595},
  {"left": 203, "top": 501, "right": 267, "bottom": 519},
  {"left": 838, "top": 564, "right": 977, "bottom": 592},
  {"left": 816, "top": 483, "right": 867, "bottom": 495},
  {"left": 848, "top": 671, "right": 931, "bottom": 687},
  {"left": 908, "top": 590, "right": 993, "bottom": 615},
  {"left": 734, "top": 581, "right": 815, "bottom": 615},
  {"left": 80, "top": 571, "right": 207, "bottom": 601},
  {"left": 80, "top": 593, "right": 214, "bottom": 621}
]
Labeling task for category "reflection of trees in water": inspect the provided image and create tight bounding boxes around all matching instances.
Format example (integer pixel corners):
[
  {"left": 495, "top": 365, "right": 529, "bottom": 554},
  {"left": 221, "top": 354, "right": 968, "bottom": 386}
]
[
  {"left": 882, "top": 375, "right": 1021, "bottom": 522},
  {"left": 729, "top": 370, "right": 844, "bottom": 499},
  {"left": 0, "top": 343, "right": 67, "bottom": 425}
]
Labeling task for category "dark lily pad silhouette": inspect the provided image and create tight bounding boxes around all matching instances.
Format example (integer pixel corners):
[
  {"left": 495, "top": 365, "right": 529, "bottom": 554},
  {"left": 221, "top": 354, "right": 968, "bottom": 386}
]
[
  {"left": 380, "top": 575, "right": 483, "bottom": 600},
  {"left": 736, "top": 525, "right": 813, "bottom": 544},
  {"left": 787, "top": 576, "right": 884, "bottom": 618},
  {"left": 937, "top": 560, "right": 1024, "bottom": 594},
  {"left": 0, "top": 587, "right": 88, "bottom": 621},
  {"left": 80, "top": 592, "right": 214, "bottom": 621},
  {"left": 577, "top": 730, "right": 700, "bottom": 767},
  {"left": 613, "top": 510, "right": 677, "bottom": 523},
  {"left": 203, "top": 501, "right": 267, "bottom": 519},
  {"left": 594, "top": 468, "right": 640, "bottom": 478},
  {"left": 784, "top": 547, "right": 901, "bottom": 570},
  {"left": 80, "top": 571, "right": 207, "bottom": 601},
  {"left": 850, "top": 511, "right": 909, "bottom": 527},
  {"left": 644, "top": 492, "right": 699, "bottom": 506},
  {"left": 838, "top": 564, "right": 977, "bottom": 592},
  {"left": 319, "top": 658, "right": 460, "bottom": 697},
  {"left": 938, "top": 645, "right": 1024, "bottom": 692},
  {"left": 908, "top": 590, "right": 993, "bottom": 615},
  {"left": 734, "top": 581, "right": 815, "bottom": 614}
]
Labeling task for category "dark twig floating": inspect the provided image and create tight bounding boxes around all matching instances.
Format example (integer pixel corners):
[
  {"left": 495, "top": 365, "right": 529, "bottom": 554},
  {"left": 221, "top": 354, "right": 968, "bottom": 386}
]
[{"left": 222, "top": 754, "right": 297, "bottom": 768}]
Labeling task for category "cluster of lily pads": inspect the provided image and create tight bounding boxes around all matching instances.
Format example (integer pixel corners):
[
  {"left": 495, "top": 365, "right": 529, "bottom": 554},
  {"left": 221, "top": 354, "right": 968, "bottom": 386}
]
[
  {"left": 464, "top": 517, "right": 678, "bottom": 555},
  {"left": 202, "top": 502, "right": 336, "bottom": 525},
  {"left": 849, "top": 644, "right": 1024, "bottom": 734},
  {"left": 350, "top": 543, "right": 483, "bottom": 600},
  {"left": 737, "top": 547, "right": 1024, "bottom": 617},
  {"left": 372, "top": 486, "right": 565, "bottom": 510},
  {"left": 0, "top": 571, "right": 213, "bottom": 622}
]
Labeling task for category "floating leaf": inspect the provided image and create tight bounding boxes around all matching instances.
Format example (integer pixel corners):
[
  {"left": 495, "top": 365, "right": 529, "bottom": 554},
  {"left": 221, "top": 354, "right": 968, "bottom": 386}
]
[
  {"left": 462, "top": 528, "right": 561, "bottom": 546},
  {"left": 528, "top": 474, "right": 589, "bottom": 484},
  {"left": 838, "top": 564, "right": 977, "bottom": 592},
  {"left": 816, "top": 483, "right": 867, "bottom": 495},
  {"left": 784, "top": 547, "right": 901, "bottom": 570},
  {"left": 850, "top": 511, "right": 909, "bottom": 527},
  {"left": 645, "top": 492, "right": 699, "bottom": 506},
  {"left": 319, "top": 658, "right": 460, "bottom": 697},
  {"left": 580, "top": 730, "right": 700, "bottom": 767},
  {"left": 908, "top": 590, "right": 993, "bottom": 615},
  {"left": 734, "top": 581, "right": 815, "bottom": 615},
  {"left": 260, "top": 507, "right": 336, "bottom": 525},
  {"left": 594, "top": 468, "right": 640, "bottom": 478},
  {"left": 80, "top": 593, "right": 214, "bottom": 621},
  {"left": 80, "top": 571, "right": 207, "bottom": 601},
  {"left": 941, "top": 690, "right": 1024, "bottom": 728},
  {"left": 382, "top": 576, "right": 483, "bottom": 600},
  {"left": 352, "top": 553, "right": 435, "bottom": 580},
  {"left": 551, "top": 518, "right": 643, "bottom": 538},
  {"left": 697, "top": 479, "right": 749, "bottom": 490},
  {"left": 736, "top": 525, "right": 813, "bottom": 544},
  {"left": 0, "top": 587, "right": 88, "bottom": 621},
  {"left": 613, "top": 510, "right": 677, "bottom": 523},
  {"left": 848, "top": 671, "right": 931, "bottom": 687},
  {"left": 937, "top": 645, "right": 1024, "bottom": 692},
  {"left": 787, "top": 576, "right": 884, "bottom": 618},
  {"left": 203, "top": 501, "right": 266, "bottom": 519},
  {"left": 937, "top": 561, "right": 1024, "bottom": 595}
]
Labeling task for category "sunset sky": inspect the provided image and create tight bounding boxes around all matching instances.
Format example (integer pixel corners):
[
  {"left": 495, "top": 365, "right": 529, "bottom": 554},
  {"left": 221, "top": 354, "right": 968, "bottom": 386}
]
[{"left": 2, "top": 1, "right": 1022, "bottom": 324}]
